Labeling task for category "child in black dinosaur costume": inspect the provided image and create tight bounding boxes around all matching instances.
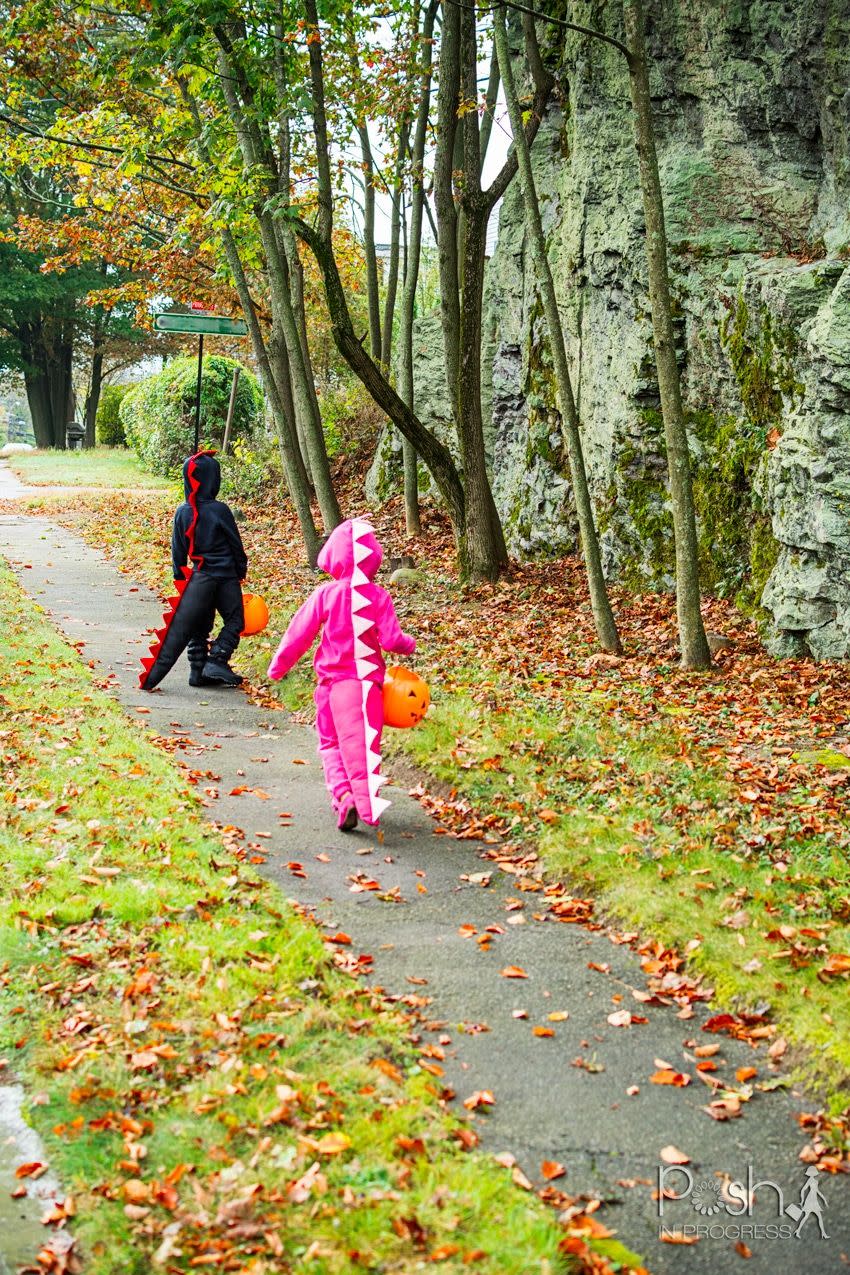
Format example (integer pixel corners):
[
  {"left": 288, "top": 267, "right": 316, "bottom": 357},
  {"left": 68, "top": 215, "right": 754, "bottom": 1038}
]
[{"left": 140, "top": 450, "right": 247, "bottom": 691}]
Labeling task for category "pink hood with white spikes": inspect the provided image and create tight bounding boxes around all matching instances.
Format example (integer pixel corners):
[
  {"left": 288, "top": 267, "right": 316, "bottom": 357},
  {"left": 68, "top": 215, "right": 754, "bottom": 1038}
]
[{"left": 317, "top": 517, "right": 383, "bottom": 581}]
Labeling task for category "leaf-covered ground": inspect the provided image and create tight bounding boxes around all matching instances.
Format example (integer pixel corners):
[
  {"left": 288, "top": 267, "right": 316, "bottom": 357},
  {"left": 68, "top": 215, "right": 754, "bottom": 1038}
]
[
  {"left": 0, "top": 559, "right": 595, "bottom": 1274},
  {"left": 12, "top": 473, "right": 850, "bottom": 1120}
]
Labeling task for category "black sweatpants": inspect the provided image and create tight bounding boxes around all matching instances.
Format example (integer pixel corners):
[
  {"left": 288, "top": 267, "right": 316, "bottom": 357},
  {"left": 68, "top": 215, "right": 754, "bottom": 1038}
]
[{"left": 142, "top": 573, "right": 244, "bottom": 689}]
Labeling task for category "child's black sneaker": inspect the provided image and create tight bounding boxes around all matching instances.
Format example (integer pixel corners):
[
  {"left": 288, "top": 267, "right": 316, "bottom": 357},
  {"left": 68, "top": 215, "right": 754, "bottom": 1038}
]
[{"left": 202, "top": 657, "right": 243, "bottom": 686}]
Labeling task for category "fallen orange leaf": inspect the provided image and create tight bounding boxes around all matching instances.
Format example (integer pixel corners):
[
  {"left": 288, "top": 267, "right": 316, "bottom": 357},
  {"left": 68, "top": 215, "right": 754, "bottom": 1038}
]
[{"left": 651, "top": 1069, "right": 690, "bottom": 1087}]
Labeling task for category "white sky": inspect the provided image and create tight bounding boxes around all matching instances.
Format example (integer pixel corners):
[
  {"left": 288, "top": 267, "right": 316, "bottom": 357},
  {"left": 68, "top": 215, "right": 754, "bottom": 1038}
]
[{"left": 350, "top": 64, "right": 513, "bottom": 250}]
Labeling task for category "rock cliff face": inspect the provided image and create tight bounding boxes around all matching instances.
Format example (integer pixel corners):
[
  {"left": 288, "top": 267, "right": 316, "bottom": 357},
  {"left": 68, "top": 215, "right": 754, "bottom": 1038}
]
[{"left": 370, "top": 0, "right": 850, "bottom": 658}]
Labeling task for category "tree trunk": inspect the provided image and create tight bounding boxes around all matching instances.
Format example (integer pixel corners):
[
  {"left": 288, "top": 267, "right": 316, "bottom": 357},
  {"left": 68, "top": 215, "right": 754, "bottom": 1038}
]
[
  {"left": 212, "top": 43, "right": 341, "bottom": 532},
  {"left": 84, "top": 344, "right": 104, "bottom": 448},
  {"left": 301, "top": 0, "right": 467, "bottom": 556},
  {"left": 22, "top": 322, "right": 72, "bottom": 449},
  {"left": 274, "top": 114, "right": 315, "bottom": 489},
  {"left": 356, "top": 119, "right": 382, "bottom": 363},
  {"left": 623, "top": 0, "right": 711, "bottom": 669},
  {"left": 478, "top": 41, "right": 500, "bottom": 172},
  {"left": 434, "top": 0, "right": 507, "bottom": 577},
  {"left": 49, "top": 336, "right": 73, "bottom": 450},
  {"left": 270, "top": 325, "right": 312, "bottom": 488},
  {"left": 402, "top": 439, "right": 420, "bottom": 537},
  {"left": 24, "top": 364, "right": 54, "bottom": 449},
  {"left": 457, "top": 203, "right": 507, "bottom": 578},
  {"left": 380, "top": 118, "right": 409, "bottom": 371},
  {"left": 178, "top": 76, "right": 321, "bottom": 563},
  {"left": 288, "top": 240, "right": 322, "bottom": 484},
  {"left": 494, "top": 6, "right": 621, "bottom": 653},
  {"left": 217, "top": 224, "right": 321, "bottom": 565},
  {"left": 260, "top": 218, "right": 340, "bottom": 530},
  {"left": 433, "top": 0, "right": 461, "bottom": 406},
  {"left": 302, "top": 219, "right": 466, "bottom": 542},
  {"left": 397, "top": 0, "right": 439, "bottom": 538}
]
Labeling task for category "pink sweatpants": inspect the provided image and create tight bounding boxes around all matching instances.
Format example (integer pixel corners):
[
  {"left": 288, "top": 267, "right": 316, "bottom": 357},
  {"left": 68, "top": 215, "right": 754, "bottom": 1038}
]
[{"left": 314, "top": 678, "right": 389, "bottom": 825}]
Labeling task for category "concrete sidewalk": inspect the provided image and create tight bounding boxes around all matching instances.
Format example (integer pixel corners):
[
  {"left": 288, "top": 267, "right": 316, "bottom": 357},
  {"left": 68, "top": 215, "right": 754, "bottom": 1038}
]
[{"left": 1, "top": 511, "right": 847, "bottom": 1274}]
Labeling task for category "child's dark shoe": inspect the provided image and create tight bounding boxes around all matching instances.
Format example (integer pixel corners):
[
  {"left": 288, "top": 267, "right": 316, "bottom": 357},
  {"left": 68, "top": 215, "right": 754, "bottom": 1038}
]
[
  {"left": 202, "top": 657, "right": 243, "bottom": 686},
  {"left": 187, "top": 637, "right": 214, "bottom": 687},
  {"left": 336, "top": 793, "right": 358, "bottom": 832},
  {"left": 188, "top": 669, "right": 215, "bottom": 687}
]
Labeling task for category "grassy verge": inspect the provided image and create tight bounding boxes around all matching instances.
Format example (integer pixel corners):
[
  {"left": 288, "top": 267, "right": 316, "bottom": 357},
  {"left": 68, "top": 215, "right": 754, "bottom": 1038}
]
[
  {"left": 28, "top": 488, "right": 850, "bottom": 1106},
  {"left": 392, "top": 669, "right": 850, "bottom": 1097},
  {"left": 0, "top": 560, "right": 591, "bottom": 1274},
  {"left": 6, "top": 448, "right": 172, "bottom": 489}
]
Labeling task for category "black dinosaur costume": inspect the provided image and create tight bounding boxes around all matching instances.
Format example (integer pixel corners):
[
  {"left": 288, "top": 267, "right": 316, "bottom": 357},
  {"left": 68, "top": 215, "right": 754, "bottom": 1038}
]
[{"left": 139, "top": 451, "right": 247, "bottom": 691}]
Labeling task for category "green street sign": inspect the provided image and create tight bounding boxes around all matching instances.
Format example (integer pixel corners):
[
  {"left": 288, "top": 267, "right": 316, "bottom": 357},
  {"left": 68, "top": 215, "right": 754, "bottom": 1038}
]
[{"left": 154, "top": 313, "right": 248, "bottom": 336}]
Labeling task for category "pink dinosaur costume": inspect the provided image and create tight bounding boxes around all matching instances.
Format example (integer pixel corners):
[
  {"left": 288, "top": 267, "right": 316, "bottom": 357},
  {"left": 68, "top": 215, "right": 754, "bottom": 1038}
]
[{"left": 267, "top": 519, "right": 416, "bottom": 828}]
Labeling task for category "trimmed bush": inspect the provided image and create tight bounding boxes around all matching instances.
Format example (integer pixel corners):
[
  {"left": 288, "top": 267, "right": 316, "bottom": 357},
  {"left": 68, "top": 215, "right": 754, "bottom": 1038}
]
[
  {"left": 95, "top": 384, "right": 131, "bottom": 446},
  {"left": 219, "top": 434, "right": 283, "bottom": 507},
  {"left": 120, "top": 355, "right": 263, "bottom": 476}
]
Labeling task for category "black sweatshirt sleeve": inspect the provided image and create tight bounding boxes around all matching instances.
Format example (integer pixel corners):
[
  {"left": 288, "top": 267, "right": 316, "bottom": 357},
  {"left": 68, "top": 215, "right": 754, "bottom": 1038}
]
[
  {"left": 171, "top": 508, "right": 189, "bottom": 579},
  {"left": 220, "top": 506, "right": 248, "bottom": 580}
]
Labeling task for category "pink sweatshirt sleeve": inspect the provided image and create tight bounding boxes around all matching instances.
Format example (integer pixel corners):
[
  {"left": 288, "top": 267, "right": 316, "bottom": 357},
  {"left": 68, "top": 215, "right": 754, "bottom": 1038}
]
[
  {"left": 267, "top": 586, "right": 326, "bottom": 680},
  {"left": 375, "top": 588, "right": 417, "bottom": 656}
]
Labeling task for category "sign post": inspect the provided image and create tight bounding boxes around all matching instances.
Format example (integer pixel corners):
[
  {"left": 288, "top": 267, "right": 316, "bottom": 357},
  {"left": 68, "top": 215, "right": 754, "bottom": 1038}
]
[
  {"left": 193, "top": 334, "right": 204, "bottom": 453},
  {"left": 153, "top": 311, "right": 249, "bottom": 453}
]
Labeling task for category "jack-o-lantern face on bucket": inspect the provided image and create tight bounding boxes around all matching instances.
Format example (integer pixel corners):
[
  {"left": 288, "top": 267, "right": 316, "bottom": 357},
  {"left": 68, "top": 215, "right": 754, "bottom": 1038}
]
[
  {"left": 383, "top": 664, "right": 430, "bottom": 728},
  {"left": 241, "top": 592, "right": 270, "bottom": 636}
]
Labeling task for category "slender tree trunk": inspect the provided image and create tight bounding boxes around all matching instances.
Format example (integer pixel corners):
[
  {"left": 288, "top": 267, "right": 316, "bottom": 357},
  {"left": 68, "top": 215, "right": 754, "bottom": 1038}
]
[
  {"left": 354, "top": 113, "right": 382, "bottom": 362},
  {"left": 478, "top": 42, "right": 500, "bottom": 169},
  {"left": 277, "top": 116, "right": 322, "bottom": 492},
  {"left": 623, "top": 0, "right": 710, "bottom": 669},
  {"left": 302, "top": 220, "right": 466, "bottom": 540},
  {"left": 301, "top": 0, "right": 467, "bottom": 557},
  {"left": 380, "top": 118, "right": 409, "bottom": 371},
  {"left": 269, "top": 327, "right": 313, "bottom": 488},
  {"left": 434, "top": 0, "right": 515, "bottom": 578},
  {"left": 220, "top": 227, "right": 320, "bottom": 564},
  {"left": 178, "top": 76, "right": 320, "bottom": 563},
  {"left": 259, "top": 217, "right": 340, "bottom": 530},
  {"left": 397, "top": 0, "right": 439, "bottom": 537},
  {"left": 213, "top": 43, "right": 341, "bottom": 531},
  {"left": 457, "top": 204, "right": 507, "bottom": 578},
  {"left": 288, "top": 241, "right": 322, "bottom": 483},
  {"left": 84, "top": 343, "right": 104, "bottom": 448},
  {"left": 433, "top": 0, "right": 461, "bottom": 405},
  {"left": 495, "top": 5, "right": 621, "bottom": 652}
]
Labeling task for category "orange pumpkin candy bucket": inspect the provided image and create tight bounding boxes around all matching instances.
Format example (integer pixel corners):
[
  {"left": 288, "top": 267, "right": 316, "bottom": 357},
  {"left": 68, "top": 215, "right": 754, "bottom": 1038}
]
[
  {"left": 383, "top": 664, "right": 430, "bottom": 728},
  {"left": 241, "top": 592, "right": 270, "bottom": 637}
]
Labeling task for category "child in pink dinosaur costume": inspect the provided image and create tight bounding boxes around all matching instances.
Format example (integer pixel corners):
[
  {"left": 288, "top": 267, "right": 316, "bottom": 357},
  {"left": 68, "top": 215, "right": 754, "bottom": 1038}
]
[{"left": 267, "top": 518, "right": 416, "bottom": 831}]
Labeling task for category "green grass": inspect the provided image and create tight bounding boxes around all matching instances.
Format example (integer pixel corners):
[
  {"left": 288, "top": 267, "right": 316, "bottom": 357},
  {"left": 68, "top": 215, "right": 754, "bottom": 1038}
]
[
  {"left": 391, "top": 668, "right": 850, "bottom": 1100},
  {"left": 0, "top": 562, "right": 584, "bottom": 1274},
  {"left": 7, "top": 447, "right": 172, "bottom": 489}
]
